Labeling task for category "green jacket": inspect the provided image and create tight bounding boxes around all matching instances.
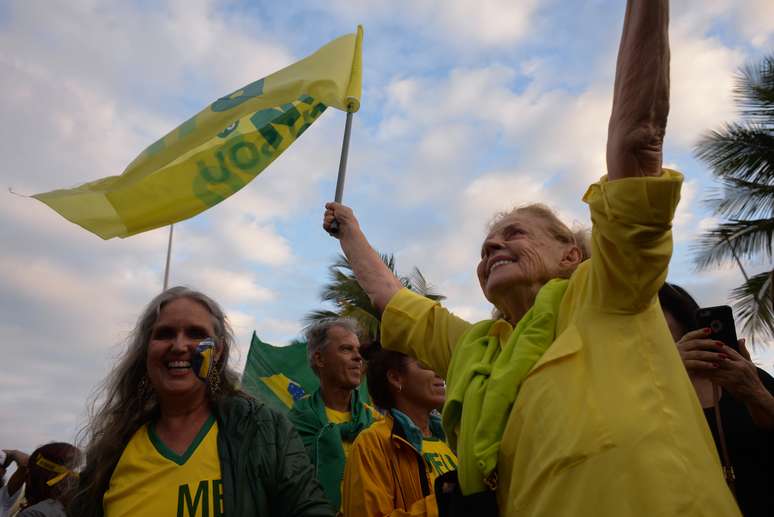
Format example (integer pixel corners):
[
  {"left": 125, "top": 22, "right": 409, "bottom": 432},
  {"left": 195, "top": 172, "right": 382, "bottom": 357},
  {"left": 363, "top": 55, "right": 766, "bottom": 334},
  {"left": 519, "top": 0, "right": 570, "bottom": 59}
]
[
  {"left": 214, "top": 394, "right": 335, "bottom": 516},
  {"left": 287, "top": 388, "right": 375, "bottom": 509},
  {"left": 69, "top": 394, "right": 334, "bottom": 517}
]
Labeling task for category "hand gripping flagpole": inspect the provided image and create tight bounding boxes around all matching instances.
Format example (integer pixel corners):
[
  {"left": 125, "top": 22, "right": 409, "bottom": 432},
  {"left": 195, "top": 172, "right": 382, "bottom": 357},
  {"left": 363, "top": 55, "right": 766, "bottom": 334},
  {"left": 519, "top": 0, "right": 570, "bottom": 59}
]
[{"left": 328, "top": 104, "right": 355, "bottom": 235}]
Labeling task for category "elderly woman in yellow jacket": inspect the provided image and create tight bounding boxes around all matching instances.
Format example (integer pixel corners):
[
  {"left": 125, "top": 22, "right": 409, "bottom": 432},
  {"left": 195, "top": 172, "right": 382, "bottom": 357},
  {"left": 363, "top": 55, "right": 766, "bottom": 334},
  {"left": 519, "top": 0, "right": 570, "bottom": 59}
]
[
  {"left": 323, "top": 1, "right": 740, "bottom": 516},
  {"left": 342, "top": 348, "right": 456, "bottom": 517}
]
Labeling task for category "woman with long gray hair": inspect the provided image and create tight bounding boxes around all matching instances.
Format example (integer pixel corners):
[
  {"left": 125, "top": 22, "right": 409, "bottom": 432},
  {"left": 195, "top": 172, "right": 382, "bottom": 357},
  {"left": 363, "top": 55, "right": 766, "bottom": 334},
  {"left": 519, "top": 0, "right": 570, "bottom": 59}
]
[{"left": 69, "top": 286, "right": 333, "bottom": 517}]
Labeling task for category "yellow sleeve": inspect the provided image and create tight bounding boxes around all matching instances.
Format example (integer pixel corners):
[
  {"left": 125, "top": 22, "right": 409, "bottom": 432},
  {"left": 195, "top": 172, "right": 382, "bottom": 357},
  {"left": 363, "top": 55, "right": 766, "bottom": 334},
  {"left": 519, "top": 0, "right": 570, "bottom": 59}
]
[
  {"left": 380, "top": 288, "right": 473, "bottom": 379},
  {"left": 582, "top": 169, "right": 682, "bottom": 313},
  {"left": 342, "top": 432, "right": 438, "bottom": 517}
]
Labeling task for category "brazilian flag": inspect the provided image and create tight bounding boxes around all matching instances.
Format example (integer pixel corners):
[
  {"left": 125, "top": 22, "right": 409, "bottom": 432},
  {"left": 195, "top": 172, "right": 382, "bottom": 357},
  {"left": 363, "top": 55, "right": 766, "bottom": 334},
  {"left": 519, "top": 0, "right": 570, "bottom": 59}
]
[{"left": 241, "top": 332, "right": 370, "bottom": 412}]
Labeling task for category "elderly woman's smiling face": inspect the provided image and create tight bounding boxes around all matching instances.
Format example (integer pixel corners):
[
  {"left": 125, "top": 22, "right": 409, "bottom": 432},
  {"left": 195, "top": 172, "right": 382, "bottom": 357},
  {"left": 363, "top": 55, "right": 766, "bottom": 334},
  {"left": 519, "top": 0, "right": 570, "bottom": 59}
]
[{"left": 477, "top": 211, "right": 577, "bottom": 309}]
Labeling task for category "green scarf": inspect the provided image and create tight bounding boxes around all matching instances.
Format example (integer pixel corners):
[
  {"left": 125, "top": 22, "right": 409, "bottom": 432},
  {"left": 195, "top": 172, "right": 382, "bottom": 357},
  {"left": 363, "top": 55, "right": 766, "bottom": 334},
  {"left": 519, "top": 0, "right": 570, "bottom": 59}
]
[
  {"left": 391, "top": 409, "right": 445, "bottom": 452},
  {"left": 442, "top": 278, "right": 568, "bottom": 495},
  {"left": 288, "top": 387, "right": 374, "bottom": 508}
]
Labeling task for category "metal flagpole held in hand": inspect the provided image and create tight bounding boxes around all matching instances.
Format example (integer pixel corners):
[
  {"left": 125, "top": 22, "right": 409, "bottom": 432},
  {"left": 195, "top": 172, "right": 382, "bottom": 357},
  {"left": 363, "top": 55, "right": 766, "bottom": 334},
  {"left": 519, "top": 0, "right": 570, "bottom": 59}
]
[
  {"left": 163, "top": 224, "right": 174, "bottom": 291},
  {"left": 328, "top": 105, "right": 355, "bottom": 235}
]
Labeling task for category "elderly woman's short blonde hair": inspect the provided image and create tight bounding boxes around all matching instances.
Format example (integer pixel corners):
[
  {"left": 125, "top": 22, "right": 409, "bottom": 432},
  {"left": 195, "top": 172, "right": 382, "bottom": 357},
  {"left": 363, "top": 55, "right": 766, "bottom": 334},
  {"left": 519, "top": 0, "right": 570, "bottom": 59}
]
[
  {"left": 488, "top": 203, "right": 590, "bottom": 262},
  {"left": 488, "top": 203, "right": 590, "bottom": 320}
]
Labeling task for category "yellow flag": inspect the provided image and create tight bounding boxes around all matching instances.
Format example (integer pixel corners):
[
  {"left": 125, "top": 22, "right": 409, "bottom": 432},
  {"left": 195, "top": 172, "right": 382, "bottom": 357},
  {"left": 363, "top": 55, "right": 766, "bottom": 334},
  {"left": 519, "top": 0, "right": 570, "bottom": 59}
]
[{"left": 34, "top": 26, "right": 363, "bottom": 239}]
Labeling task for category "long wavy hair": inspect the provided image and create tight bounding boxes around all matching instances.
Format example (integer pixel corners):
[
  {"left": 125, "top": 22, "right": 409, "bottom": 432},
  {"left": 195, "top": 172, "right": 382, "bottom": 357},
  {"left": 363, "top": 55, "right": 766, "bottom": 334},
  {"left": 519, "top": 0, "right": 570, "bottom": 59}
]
[{"left": 70, "top": 286, "right": 241, "bottom": 516}]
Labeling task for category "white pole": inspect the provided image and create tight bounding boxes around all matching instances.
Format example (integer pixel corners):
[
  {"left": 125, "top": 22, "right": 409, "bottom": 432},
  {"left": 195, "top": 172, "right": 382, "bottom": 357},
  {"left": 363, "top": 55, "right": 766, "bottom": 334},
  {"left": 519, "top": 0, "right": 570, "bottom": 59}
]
[
  {"left": 328, "top": 107, "right": 354, "bottom": 235},
  {"left": 163, "top": 224, "right": 174, "bottom": 291},
  {"left": 334, "top": 110, "right": 354, "bottom": 203}
]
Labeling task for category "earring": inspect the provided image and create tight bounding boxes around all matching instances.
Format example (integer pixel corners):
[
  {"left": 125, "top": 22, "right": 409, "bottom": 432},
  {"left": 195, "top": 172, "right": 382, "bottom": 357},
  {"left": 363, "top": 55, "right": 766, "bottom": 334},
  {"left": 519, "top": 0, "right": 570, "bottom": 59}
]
[
  {"left": 208, "top": 366, "right": 221, "bottom": 396},
  {"left": 398, "top": 384, "right": 403, "bottom": 392},
  {"left": 138, "top": 375, "right": 152, "bottom": 400}
]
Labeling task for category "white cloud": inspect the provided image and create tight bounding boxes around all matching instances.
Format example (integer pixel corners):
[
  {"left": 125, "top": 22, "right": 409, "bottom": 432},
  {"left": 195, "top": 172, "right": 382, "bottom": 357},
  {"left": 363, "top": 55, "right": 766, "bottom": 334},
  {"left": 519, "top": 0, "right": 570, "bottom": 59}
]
[
  {"left": 698, "top": 216, "right": 720, "bottom": 232},
  {"left": 733, "top": 0, "right": 774, "bottom": 47},
  {"left": 181, "top": 268, "right": 275, "bottom": 305},
  {"left": 436, "top": 0, "right": 543, "bottom": 48},
  {"left": 673, "top": 179, "right": 698, "bottom": 242},
  {"left": 327, "top": 0, "right": 544, "bottom": 50},
  {"left": 255, "top": 318, "right": 304, "bottom": 344},
  {"left": 674, "top": 0, "right": 774, "bottom": 49},
  {"left": 667, "top": 21, "right": 744, "bottom": 148}
]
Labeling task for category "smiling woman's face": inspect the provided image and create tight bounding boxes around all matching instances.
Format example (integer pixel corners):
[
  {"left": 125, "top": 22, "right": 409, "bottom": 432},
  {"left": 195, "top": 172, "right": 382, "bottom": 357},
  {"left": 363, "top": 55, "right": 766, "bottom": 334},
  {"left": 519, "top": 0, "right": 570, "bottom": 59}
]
[
  {"left": 476, "top": 212, "right": 571, "bottom": 307},
  {"left": 146, "top": 297, "right": 217, "bottom": 402},
  {"left": 398, "top": 359, "right": 446, "bottom": 411}
]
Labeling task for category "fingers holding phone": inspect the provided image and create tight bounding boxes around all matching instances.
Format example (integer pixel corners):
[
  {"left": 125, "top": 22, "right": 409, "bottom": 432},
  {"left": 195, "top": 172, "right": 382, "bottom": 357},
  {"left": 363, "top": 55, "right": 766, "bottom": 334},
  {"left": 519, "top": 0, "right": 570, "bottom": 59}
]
[{"left": 676, "top": 328, "right": 726, "bottom": 372}]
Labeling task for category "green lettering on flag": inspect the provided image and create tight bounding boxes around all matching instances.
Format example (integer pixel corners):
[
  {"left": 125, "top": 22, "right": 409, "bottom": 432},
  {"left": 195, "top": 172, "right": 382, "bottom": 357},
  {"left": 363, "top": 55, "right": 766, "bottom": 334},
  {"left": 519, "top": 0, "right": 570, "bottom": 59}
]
[{"left": 33, "top": 26, "right": 363, "bottom": 239}]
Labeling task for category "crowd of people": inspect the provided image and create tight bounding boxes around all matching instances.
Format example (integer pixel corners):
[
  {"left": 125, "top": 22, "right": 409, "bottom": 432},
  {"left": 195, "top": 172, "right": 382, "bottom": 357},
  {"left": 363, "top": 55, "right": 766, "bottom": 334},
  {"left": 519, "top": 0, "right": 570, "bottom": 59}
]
[{"left": 3, "top": 0, "right": 774, "bottom": 516}]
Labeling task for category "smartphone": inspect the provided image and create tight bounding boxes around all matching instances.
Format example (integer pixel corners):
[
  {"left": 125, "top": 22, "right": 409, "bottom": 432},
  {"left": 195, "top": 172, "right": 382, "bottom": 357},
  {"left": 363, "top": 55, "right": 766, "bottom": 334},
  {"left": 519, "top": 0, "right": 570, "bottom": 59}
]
[{"left": 695, "top": 305, "right": 739, "bottom": 352}]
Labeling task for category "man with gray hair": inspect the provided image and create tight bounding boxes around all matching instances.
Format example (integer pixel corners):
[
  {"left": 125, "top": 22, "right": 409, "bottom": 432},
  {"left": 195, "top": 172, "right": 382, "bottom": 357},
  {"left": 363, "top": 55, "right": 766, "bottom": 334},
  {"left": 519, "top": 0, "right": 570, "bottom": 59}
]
[{"left": 288, "top": 317, "right": 380, "bottom": 511}]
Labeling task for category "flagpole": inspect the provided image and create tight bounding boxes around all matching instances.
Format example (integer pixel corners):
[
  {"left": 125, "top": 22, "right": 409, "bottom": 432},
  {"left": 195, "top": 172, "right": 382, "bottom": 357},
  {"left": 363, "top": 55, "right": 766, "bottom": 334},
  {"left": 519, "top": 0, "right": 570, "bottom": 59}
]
[
  {"left": 335, "top": 110, "right": 354, "bottom": 202},
  {"left": 163, "top": 224, "right": 174, "bottom": 291},
  {"left": 329, "top": 105, "right": 354, "bottom": 234}
]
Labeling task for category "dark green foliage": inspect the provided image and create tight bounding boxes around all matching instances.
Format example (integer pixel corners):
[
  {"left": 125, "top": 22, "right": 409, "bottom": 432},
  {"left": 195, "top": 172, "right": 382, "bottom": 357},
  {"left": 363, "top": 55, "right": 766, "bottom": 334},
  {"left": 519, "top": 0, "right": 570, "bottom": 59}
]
[{"left": 304, "top": 253, "right": 444, "bottom": 342}]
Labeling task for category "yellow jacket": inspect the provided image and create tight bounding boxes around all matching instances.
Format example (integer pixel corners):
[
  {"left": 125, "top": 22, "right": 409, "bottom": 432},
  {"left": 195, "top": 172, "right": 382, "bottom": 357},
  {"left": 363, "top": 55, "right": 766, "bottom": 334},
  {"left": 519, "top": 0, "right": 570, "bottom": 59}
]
[
  {"left": 342, "top": 413, "right": 441, "bottom": 517},
  {"left": 381, "top": 171, "right": 741, "bottom": 516}
]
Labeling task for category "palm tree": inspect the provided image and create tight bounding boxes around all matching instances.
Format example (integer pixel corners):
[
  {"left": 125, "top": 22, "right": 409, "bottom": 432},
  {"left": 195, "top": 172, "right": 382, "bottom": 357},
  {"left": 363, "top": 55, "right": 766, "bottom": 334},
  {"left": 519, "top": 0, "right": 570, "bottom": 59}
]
[
  {"left": 694, "top": 53, "right": 774, "bottom": 343},
  {"left": 304, "top": 253, "right": 445, "bottom": 342}
]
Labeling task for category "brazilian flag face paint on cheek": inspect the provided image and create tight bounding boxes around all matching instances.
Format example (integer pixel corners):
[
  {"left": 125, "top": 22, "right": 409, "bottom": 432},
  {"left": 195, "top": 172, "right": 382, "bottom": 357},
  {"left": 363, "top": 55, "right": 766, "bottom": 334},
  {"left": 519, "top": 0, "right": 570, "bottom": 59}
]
[{"left": 191, "top": 338, "right": 216, "bottom": 382}]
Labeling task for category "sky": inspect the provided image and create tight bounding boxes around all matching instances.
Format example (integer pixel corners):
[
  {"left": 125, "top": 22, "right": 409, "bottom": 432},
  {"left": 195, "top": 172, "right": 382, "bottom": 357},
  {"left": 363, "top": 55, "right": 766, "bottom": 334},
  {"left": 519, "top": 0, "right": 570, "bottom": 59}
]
[{"left": 1, "top": 0, "right": 773, "bottom": 452}]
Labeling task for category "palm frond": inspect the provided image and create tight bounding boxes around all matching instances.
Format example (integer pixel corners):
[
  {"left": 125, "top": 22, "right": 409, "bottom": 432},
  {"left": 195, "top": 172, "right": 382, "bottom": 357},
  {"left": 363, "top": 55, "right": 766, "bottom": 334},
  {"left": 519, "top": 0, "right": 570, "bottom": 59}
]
[
  {"left": 694, "top": 123, "right": 774, "bottom": 185},
  {"left": 705, "top": 177, "right": 774, "bottom": 220},
  {"left": 303, "top": 252, "right": 445, "bottom": 343},
  {"left": 406, "top": 267, "right": 446, "bottom": 301},
  {"left": 735, "top": 54, "right": 774, "bottom": 121},
  {"left": 337, "top": 303, "right": 381, "bottom": 340},
  {"left": 302, "top": 309, "right": 340, "bottom": 327},
  {"left": 694, "top": 218, "right": 774, "bottom": 269},
  {"left": 729, "top": 271, "right": 774, "bottom": 345}
]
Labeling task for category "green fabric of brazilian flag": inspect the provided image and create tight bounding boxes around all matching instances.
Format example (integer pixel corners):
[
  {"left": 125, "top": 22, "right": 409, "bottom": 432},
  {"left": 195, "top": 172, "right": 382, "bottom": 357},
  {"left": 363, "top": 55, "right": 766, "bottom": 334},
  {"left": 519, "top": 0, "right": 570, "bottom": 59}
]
[{"left": 241, "top": 332, "right": 370, "bottom": 412}]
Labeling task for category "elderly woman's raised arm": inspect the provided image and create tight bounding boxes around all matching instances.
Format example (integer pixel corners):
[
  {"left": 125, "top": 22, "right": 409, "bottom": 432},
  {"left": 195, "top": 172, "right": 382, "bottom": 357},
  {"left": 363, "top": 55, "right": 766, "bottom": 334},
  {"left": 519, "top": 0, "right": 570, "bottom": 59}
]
[
  {"left": 606, "top": 0, "right": 669, "bottom": 180},
  {"left": 586, "top": 0, "right": 679, "bottom": 313},
  {"left": 324, "top": 202, "right": 472, "bottom": 377},
  {"left": 324, "top": 202, "right": 404, "bottom": 313}
]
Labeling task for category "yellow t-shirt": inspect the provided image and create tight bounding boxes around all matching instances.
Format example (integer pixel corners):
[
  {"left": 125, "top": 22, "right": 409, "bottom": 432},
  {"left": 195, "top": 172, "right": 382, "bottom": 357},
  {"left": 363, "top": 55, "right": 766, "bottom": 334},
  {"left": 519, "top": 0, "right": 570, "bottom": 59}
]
[
  {"left": 422, "top": 437, "right": 458, "bottom": 487},
  {"left": 104, "top": 416, "right": 222, "bottom": 517},
  {"left": 324, "top": 403, "right": 382, "bottom": 458},
  {"left": 325, "top": 407, "right": 353, "bottom": 457}
]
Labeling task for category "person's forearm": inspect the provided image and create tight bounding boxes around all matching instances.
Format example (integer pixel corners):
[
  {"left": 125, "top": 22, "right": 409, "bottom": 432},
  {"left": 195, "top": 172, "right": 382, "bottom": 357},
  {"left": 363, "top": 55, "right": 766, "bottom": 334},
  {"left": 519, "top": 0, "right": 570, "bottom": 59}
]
[
  {"left": 339, "top": 228, "right": 403, "bottom": 313},
  {"left": 743, "top": 385, "right": 774, "bottom": 430},
  {"left": 607, "top": 0, "right": 670, "bottom": 180},
  {"left": 7, "top": 465, "right": 25, "bottom": 496}
]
